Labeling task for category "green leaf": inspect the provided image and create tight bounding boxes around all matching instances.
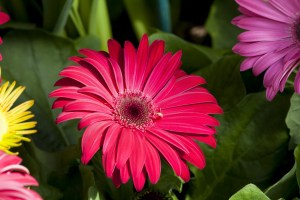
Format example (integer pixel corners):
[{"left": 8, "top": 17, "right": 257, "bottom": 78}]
[
  {"left": 294, "top": 146, "right": 300, "bottom": 189},
  {"left": 42, "top": 0, "right": 73, "bottom": 33},
  {"left": 229, "top": 184, "right": 270, "bottom": 200},
  {"left": 0, "top": 29, "right": 80, "bottom": 151},
  {"left": 88, "top": 186, "right": 101, "bottom": 200},
  {"left": 205, "top": 0, "right": 241, "bottom": 49},
  {"left": 286, "top": 93, "right": 300, "bottom": 148},
  {"left": 186, "top": 92, "right": 290, "bottom": 200},
  {"left": 149, "top": 32, "right": 220, "bottom": 73},
  {"left": 123, "top": 0, "right": 161, "bottom": 38},
  {"left": 265, "top": 163, "right": 298, "bottom": 200},
  {"left": 75, "top": 35, "right": 101, "bottom": 51},
  {"left": 150, "top": 161, "right": 183, "bottom": 195},
  {"left": 88, "top": 0, "right": 112, "bottom": 51},
  {"left": 18, "top": 143, "right": 81, "bottom": 199},
  {"left": 197, "top": 54, "right": 246, "bottom": 111}
]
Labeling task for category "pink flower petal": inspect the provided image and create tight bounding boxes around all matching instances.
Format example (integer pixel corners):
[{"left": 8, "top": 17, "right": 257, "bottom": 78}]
[
  {"left": 116, "top": 129, "right": 134, "bottom": 168},
  {"left": 81, "top": 122, "right": 112, "bottom": 164},
  {"left": 144, "top": 140, "right": 161, "bottom": 184},
  {"left": 146, "top": 134, "right": 182, "bottom": 177}
]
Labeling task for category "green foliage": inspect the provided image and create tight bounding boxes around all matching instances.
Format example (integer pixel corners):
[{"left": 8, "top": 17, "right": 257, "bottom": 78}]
[
  {"left": 265, "top": 164, "right": 298, "bottom": 199},
  {"left": 186, "top": 92, "right": 290, "bottom": 200},
  {"left": 205, "top": 0, "right": 241, "bottom": 49},
  {"left": 0, "top": 30, "right": 80, "bottom": 150},
  {"left": 286, "top": 93, "right": 300, "bottom": 147},
  {"left": 149, "top": 32, "right": 220, "bottom": 73},
  {"left": 229, "top": 184, "right": 270, "bottom": 200},
  {"left": 0, "top": 1, "right": 299, "bottom": 199},
  {"left": 197, "top": 55, "right": 246, "bottom": 111}
]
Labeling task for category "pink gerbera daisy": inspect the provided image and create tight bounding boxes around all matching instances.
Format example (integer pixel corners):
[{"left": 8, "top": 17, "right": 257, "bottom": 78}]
[
  {"left": 0, "top": 11, "right": 9, "bottom": 63},
  {"left": 232, "top": 0, "right": 300, "bottom": 100},
  {"left": 0, "top": 150, "right": 42, "bottom": 199},
  {"left": 50, "top": 35, "right": 223, "bottom": 191}
]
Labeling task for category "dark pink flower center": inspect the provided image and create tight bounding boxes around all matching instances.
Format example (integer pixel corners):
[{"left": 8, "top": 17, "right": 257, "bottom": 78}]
[
  {"left": 114, "top": 92, "right": 162, "bottom": 130},
  {"left": 294, "top": 18, "right": 300, "bottom": 42}
]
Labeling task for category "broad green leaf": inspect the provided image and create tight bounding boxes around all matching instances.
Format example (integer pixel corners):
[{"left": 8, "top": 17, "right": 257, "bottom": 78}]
[
  {"left": 187, "top": 92, "right": 290, "bottom": 200},
  {"left": 0, "top": 30, "right": 80, "bottom": 150},
  {"left": 197, "top": 54, "right": 246, "bottom": 111},
  {"left": 294, "top": 146, "right": 300, "bottom": 189},
  {"left": 205, "top": 0, "right": 241, "bottom": 49},
  {"left": 75, "top": 35, "right": 101, "bottom": 50},
  {"left": 229, "top": 184, "right": 270, "bottom": 200},
  {"left": 286, "top": 93, "right": 300, "bottom": 147},
  {"left": 149, "top": 32, "right": 220, "bottom": 73},
  {"left": 265, "top": 163, "right": 298, "bottom": 200}
]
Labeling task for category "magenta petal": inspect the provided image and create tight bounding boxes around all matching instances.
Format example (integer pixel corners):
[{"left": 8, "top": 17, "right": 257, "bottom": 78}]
[
  {"left": 140, "top": 40, "right": 165, "bottom": 87},
  {"left": 59, "top": 66, "right": 103, "bottom": 88},
  {"left": 144, "top": 140, "right": 161, "bottom": 184},
  {"left": 102, "top": 124, "right": 122, "bottom": 155},
  {"left": 116, "top": 129, "right": 134, "bottom": 168},
  {"left": 146, "top": 134, "right": 182, "bottom": 177},
  {"left": 163, "top": 103, "right": 223, "bottom": 115},
  {"left": 156, "top": 122, "right": 215, "bottom": 135},
  {"left": 233, "top": 16, "right": 289, "bottom": 31},
  {"left": 108, "top": 39, "right": 124, "bottom": 69},
  {"left": 295, "top": 70, "right": 300, "bottom": 93},
  {"left": 78, "top": 112, "right": 112, "bottom": 130},
  {"left": 0, "top": 12, "right": 9, "bottom": 25},
  {"left": 269, "top": 0, "right": 300, "bottom": 18},
  {"left": 120, "top": 162, "right": 130, "bottom": 184},
  {"left": 162, "top": 112, "right": 220, "bottom": 126},
  {"left": 167, "top": 75, "right": 206, "bottom": 97},
  {"left": 159, "top": 91, "right": 217, "bottom": 109},
  {"left": 124, "top": 41, "right": 137, "bottom": 91},
  {"left": 177, "top": 136, "right": 206, "bottom": 169},
  {"left": 79, "top": 58, "right": 118, "bottom": 96},
  {"left": 63, "top": 99, "right": 111, "bottom": 113},
  {"left": 235, "top": 0, "right": 292, "bottom": 23},
  {"left": 78, "top": 86, "right": 114, "bottom": 105},
  {"left": 81, "top": 122, "right": 112, "bottom": 164},
  {"left": 238, "top": 30, "right": 290, "bottom": 42},
  {"left": 132, "top": 170, "right": 147, "bottom": 192},
  {"left": 108, "top": 58, "right": 124, "bottom": 93},
  {"left": 178, "top": 160, "right": 190, "bottom": 182},
  {"left": 56, "top": 112, "right": 87, "bottom": 124},
  {"left": 191, "top": 135, "right": 217, "bottom": 148},
  {"left": 112, "top": 169, "right": 121, "bottom": 188},
  {"left": 144, "top": 51, "right": 182, "bottom": 97},
  {"left": 135, "top": 35, "right": 149, "bottom": 90},
  {"left": 147, "top": 128, "right": 189, "bottom": 153},
  {"left": 103, "top": 144, "right": 117, "bottom": 178},
  {"left": 129, "top": 132, "right": 146, "bottom": 178}
]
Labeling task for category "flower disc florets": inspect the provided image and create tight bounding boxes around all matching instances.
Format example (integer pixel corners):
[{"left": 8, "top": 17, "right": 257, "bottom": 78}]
[{"left": 114, "top": 91, "right": 161, "bottom": 131}]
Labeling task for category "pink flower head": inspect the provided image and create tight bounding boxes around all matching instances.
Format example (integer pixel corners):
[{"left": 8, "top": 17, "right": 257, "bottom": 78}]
[
  {"left": 0, "top": 150, "right": 42, "bottom": 200},
  {"left": 50, "top": 35, "right": 223, "bottom": 191},
  {"left": 232, "top": 0, "right": 300, "bottom": 100},
  {"left": 0, "top": 11, "right": 9, "bottom": 62}
]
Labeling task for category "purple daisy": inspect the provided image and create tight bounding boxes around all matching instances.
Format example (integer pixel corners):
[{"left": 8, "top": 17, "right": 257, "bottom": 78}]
[{"left": 232, "top": 0, "right": 300, "bottom": 100}]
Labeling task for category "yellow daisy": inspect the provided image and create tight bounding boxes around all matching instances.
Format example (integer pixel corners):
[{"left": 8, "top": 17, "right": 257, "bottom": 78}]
[{"left": 0, "top": 71, "right": 37, "bottom": 154}]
